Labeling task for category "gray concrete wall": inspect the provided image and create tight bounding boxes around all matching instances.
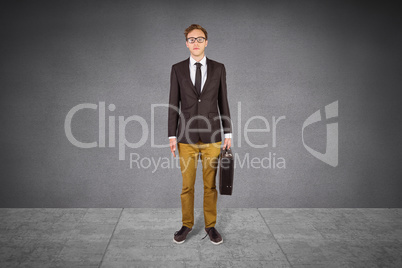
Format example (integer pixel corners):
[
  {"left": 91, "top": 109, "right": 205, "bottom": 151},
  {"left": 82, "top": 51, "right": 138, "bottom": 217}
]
[{"left": 1, "top": 0, "right": 401, "bottom": 207}]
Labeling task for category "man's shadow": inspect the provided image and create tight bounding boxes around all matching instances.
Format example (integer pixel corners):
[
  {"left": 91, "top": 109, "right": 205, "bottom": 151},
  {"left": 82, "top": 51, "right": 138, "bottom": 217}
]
[{"left": 186, "top": 208, "right": 206, "bottom": 239}]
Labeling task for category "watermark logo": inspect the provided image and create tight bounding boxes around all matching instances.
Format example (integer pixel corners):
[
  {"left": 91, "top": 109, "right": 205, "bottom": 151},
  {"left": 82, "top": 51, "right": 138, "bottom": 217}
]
[
  {"left": 302, "top": 100, "right": 338, "bottom": 167},
  {"left": 64, "top": 100, "right": 338, "bottom": 170}
]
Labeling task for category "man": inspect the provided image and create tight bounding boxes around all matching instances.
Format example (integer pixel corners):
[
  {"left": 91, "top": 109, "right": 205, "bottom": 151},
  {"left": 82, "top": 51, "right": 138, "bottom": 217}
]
[{"left": 168, "top": 24, "right": 232, "bottom": 245}]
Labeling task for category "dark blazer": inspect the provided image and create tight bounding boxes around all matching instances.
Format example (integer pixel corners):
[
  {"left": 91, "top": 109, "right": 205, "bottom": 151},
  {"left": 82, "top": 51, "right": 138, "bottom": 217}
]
[{"left": 168, "top": 57, "right": 232, "bottom": 144}]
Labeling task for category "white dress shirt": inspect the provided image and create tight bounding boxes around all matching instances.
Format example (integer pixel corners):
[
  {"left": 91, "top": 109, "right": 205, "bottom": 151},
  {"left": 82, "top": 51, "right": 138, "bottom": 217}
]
[
  {"left": 189, "top": 55, "right": 207, "bottom": 92},
  {"left": 169, "top": 55, "right": 232, "bottom": 140}
]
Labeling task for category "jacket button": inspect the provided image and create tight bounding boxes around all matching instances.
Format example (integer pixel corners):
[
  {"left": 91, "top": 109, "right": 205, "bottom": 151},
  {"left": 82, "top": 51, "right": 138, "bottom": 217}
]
[{"left": 198, "top": 99, "right": 201, "bottom": 102}]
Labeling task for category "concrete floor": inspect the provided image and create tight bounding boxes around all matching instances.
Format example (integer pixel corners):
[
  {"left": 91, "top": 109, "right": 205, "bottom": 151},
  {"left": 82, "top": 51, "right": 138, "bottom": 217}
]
[{"left": 0, "top": 208, "right": 401, "bottom": 267}]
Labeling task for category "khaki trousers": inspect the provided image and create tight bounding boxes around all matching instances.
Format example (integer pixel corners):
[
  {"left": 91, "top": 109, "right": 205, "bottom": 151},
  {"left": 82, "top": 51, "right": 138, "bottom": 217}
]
[{"left": 177, "top": 140, "right": 222, "bottom": 229}]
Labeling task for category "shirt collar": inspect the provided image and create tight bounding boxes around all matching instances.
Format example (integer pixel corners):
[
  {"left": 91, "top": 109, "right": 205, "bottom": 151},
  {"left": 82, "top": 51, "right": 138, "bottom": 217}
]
[{"left": 190, "top": 55, "right": 206, "bottom": 67}]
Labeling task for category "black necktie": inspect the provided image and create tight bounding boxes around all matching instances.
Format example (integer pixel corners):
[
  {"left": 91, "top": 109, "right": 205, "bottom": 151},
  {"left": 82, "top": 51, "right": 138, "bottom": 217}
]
[{"left": 195, "top": 62, "right": 202, "bottom": 94}]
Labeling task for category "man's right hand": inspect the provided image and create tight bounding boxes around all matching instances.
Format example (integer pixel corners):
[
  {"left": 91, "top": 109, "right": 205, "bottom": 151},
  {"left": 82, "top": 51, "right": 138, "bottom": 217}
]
[{"left": 170, "top": 138, "right": 177, "bottom": 157}]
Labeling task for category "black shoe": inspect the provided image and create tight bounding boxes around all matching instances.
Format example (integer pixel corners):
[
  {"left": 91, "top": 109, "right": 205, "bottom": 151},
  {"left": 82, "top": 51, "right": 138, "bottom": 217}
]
[
  {"left": 173, "top": 225, "right": 192, "bottom": 244},
  {"left": 201, "top": 227, "right": 223, "bottom": 245}
]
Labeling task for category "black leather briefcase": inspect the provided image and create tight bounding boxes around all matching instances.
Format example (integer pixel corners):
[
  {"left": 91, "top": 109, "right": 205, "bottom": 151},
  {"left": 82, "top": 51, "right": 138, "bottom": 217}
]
[{"left": 219, "top": 147, "right": 234, "bottom": 195}]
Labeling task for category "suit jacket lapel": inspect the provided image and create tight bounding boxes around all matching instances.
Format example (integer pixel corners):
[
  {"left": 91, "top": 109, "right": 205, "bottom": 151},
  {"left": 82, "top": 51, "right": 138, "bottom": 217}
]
[
  {"left": 201, "top": 57, "right": 213, "bottom": 97},
  {"left": 183, "top": 57, "right": 199, "bottom": 97}
]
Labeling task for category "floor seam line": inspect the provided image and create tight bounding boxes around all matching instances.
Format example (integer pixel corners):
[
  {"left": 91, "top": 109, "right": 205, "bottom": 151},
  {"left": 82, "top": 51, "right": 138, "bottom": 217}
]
[
  {"left": 257, "top": 208, "right": 293, "bottom": 268},
  {"left": 98, "top": 208, "right": 124, "bottom": 268}
]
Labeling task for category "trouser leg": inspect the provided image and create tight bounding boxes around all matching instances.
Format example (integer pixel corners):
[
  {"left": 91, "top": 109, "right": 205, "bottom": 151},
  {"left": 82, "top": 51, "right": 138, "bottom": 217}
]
[
  {"left": 177, "top": 142, "right": 199, "bottom": 229},
  {"left": 199, "top": 141, "right": 221, "bottom": 228}
]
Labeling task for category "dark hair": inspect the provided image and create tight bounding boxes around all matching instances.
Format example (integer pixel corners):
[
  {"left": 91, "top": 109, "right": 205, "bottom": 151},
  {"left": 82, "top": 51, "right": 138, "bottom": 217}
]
[{"left": 184, "top": 24, "right": 208, "bottom": 40}]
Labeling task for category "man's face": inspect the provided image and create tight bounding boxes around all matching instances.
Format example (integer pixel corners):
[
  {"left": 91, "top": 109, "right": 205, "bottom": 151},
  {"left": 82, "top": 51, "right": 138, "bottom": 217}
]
[{"left": 186, "top": 29, "right": 208, "bottom": 57}]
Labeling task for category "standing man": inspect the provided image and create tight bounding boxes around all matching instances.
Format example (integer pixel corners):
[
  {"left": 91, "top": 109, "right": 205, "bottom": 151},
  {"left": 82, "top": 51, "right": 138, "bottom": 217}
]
[{"left": 168, "top": 24, "right": 232, "bottom": 245}]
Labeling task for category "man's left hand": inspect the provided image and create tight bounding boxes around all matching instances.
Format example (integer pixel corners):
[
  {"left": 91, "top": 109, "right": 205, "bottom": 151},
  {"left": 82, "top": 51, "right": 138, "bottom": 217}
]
[{"left": 223, "top": 138, "right": 231, "bottom": 150}]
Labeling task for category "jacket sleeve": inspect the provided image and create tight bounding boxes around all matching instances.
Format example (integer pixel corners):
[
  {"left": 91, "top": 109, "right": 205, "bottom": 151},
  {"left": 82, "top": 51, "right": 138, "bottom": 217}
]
[
  {"left": 168, "top": 65, "right": 180, "bottom": 138},
  {"left": 218, "top": 64, "right": 232, "bottom": 134}
]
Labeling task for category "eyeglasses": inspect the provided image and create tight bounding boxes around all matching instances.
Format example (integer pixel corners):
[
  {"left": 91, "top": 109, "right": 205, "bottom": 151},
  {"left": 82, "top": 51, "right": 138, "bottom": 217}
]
[{"left": 186, "top": 37, "right": 206, "bottom": 44}]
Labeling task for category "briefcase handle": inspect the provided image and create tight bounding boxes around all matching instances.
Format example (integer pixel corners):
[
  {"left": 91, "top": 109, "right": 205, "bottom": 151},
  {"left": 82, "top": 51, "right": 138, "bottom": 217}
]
[{"left": 221, "top": 147, "right": 233, "bottom": 157}]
